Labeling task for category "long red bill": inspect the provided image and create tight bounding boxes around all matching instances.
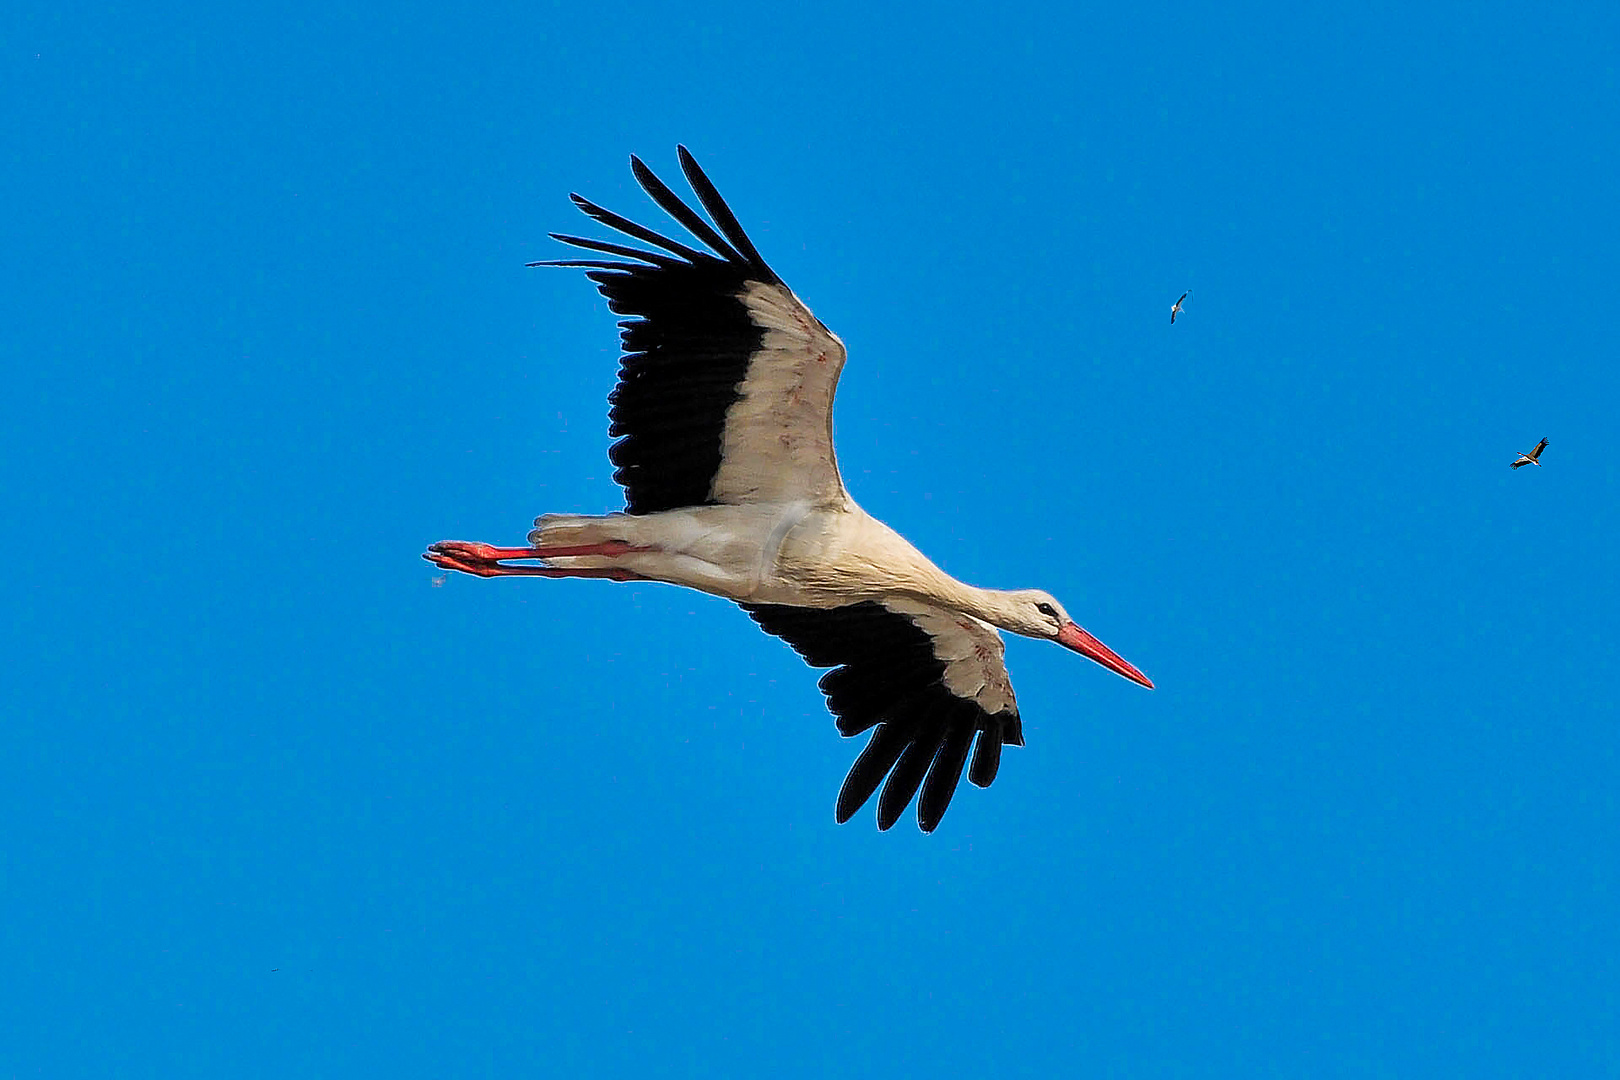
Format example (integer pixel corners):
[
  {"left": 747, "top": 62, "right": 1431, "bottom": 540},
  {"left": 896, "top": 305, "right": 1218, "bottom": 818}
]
[{"left": 1056, "top": 622, "right": 1154, "bottom": 689}]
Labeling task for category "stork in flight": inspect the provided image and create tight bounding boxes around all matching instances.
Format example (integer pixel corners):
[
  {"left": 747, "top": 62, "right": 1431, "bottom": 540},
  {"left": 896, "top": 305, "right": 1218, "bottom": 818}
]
[
  {"left": 1170, "top": 291, "right": 1189, "bottom": 324},
  {"left": 426, "top": 148, "right": 1153, "bottom": 832},
  {"left": 1511, "top": 437, "right": 1549, "bottom": 469}
]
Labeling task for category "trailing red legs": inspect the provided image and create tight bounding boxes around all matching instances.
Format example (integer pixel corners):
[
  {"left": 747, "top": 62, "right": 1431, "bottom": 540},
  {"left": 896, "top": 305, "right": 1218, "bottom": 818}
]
[{"left": 424, "top": 540, "right": 650, "bottom": 582}]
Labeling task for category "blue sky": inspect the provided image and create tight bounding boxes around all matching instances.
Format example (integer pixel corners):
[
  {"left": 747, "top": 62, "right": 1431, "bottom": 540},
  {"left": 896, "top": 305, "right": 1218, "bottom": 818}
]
[{"left": 4, "top": 1, "right": 1617, "bottom": 1075}]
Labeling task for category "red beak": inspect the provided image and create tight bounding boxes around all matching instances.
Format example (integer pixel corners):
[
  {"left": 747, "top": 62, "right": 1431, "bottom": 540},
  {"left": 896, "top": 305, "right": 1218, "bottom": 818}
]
[{"left": 1056, "top": 622, "right": 1154, "bottom": 689}]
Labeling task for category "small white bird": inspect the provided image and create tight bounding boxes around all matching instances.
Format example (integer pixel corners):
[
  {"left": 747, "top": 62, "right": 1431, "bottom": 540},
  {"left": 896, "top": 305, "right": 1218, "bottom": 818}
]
[
  {"left": 1170, "top": 291, "right": 1189, "bottom": 324},
  {"left": 427, "top": 148, "right": 1152, "bottom": 832},
  {"left": 1511, "top": 437, "right": 1549, "bottom": 469}
]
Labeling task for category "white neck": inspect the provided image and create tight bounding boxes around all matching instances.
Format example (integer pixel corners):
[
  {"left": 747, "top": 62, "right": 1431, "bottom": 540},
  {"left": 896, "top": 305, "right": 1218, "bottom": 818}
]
[{"left": 898, "top": 569, "right": 1035, "bottom": 636}]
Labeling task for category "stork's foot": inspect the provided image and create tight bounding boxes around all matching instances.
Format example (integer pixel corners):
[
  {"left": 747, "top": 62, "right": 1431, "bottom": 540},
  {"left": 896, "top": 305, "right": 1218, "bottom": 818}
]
[
  {"left": 424, "top": 541, "right": 514, "bottom": 578},
  {"left": 423, "top": 539, "right": 650, "bottom": 582}
]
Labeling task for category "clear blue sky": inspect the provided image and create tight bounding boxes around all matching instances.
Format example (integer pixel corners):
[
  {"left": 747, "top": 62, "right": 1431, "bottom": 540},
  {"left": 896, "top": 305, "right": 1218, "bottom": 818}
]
[{"left": 4, "top": 1, "right": 1617, "bottom": 1075}]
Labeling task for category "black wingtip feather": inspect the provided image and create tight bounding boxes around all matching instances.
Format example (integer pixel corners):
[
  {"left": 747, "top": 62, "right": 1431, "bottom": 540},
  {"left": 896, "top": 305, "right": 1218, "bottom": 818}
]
[
  {"left": 837, "top": 722, "right": 911, "bottom": 824},
  {"left": 531, "top": 260, "right": 637, "bottom": 271},
  {"left": 566, "top": 192, "right": 711, "bottom": 264},
  {"left": 676, "top": 146, "right": 776, "bottom": 280},
  {"left": 547, "top": 232, "right": 684, "bottom": 268},
  {"left": 918, "top": 724, "right": 974, "bottom": 832},
  {"left": 630, "top": 154, "right": 747, "bottom": 265},
  {"left": 968, "top": 728, "right": 1002, "bottom": 788},
  {"left": 877, "top": 718, "right": 948, "bottom": 831}
]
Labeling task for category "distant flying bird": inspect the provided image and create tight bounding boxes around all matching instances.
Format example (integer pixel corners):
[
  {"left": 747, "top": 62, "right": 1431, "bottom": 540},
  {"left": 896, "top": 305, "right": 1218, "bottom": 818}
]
[
  {"left": 1170, "top": 291, "right": 1189, "bottom": 324},
  {"left": 1511, "top": 437, "right": 1549, "bottom": 469},
  {"left": 425, "top": 148, "right": 1152, "bottom": 833}
]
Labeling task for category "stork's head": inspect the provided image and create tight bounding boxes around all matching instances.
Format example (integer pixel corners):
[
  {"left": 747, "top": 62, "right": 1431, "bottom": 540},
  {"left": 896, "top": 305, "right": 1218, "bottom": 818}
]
[{"left": 1006, "top": 589, "right": 1154, "bottom": 689}]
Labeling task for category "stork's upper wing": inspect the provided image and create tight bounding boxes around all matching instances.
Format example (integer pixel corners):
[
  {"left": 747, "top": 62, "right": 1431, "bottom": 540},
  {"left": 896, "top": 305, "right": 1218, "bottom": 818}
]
[
  {"left": 535, "top": 147, "right": 848, "bottom": 515},
  {"left": 741, "top": 599, "right": 1023, "bottom": 833},
  {"left": 1532, "top": 437, "right": 1549, "bottom": 458}
]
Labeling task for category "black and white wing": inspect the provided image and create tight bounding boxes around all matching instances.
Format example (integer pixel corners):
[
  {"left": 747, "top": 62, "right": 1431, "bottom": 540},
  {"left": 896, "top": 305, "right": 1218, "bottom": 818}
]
[
  {"left": 535, "top": 146, "right": 848, "bottom": 515},
  {"left": 1531, "top": 437, "right": 1549, "bottom": 460},
  {"left": 741, "top": 600, "right": 1024, "bottom": 833}
]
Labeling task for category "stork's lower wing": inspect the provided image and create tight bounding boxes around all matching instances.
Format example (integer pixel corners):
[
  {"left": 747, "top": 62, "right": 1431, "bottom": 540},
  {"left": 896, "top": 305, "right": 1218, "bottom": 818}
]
[{"left": 741, "top": 600, "right": 1022, "bottom": 833}]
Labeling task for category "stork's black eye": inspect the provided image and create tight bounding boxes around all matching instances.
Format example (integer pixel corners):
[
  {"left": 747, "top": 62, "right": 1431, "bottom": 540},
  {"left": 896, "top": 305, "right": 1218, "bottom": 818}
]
[{"left": 1035, "top": 602, "right": 1058, "bottom": 618}]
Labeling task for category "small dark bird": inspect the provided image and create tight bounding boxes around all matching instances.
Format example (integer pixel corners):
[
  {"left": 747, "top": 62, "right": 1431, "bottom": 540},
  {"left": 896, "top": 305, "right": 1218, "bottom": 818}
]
[
  {"left": 1511, "top": 438, "right": 1549, "bottom": 469},
  {"left": 1170, "top": 291, "right": 1189, "bottom": 324}
]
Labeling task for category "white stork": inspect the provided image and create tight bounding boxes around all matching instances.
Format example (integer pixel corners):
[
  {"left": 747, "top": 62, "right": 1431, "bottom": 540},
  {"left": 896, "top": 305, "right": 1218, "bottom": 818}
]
[
  {"left": 426, "top": 147, "right": 1153, "bottom": 832},
  {"left": 1170, "top": 291, "right": 1189, "bottom": 324},
  {"left": 1511, "top": 437, "right": 1549, "bottom": 469}
]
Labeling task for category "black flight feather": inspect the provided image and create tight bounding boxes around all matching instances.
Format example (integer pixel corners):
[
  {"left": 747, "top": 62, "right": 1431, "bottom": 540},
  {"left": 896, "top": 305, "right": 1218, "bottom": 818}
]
[
  {"left": 919, "top": 722, "right": 975, "bottom": 832},
  {"left": 565, "top": 193, "right": 711, "bottom": 264},
  {"left": 838, "top": 721, "right": 913, "bottom": 824},
  {"left": 968, "top": 727, "right": 1002, "bottom": 788},
  {"left": 877, "top": 712, "right": 949, "bottom": 830},
  {"left": 536, "top": 233, "right": 686, "bottom": 269},
  {"left": 677, "top": 145, "right": 776, "bottom": 279},
  {"left": 629, "top": 155, "right": 747, "bottom": 265}
]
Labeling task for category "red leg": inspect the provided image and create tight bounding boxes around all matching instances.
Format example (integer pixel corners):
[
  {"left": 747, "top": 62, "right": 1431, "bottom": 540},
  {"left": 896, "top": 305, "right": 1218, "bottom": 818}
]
[
  {"left": 427, "top": 540, "right": 651, "bottom": 562},
  {"left": 425, "top": 555, "right": 642, "bottom": 582},
  {"left": 423, "top": 539, "right": 650, "bottom": 582}
]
